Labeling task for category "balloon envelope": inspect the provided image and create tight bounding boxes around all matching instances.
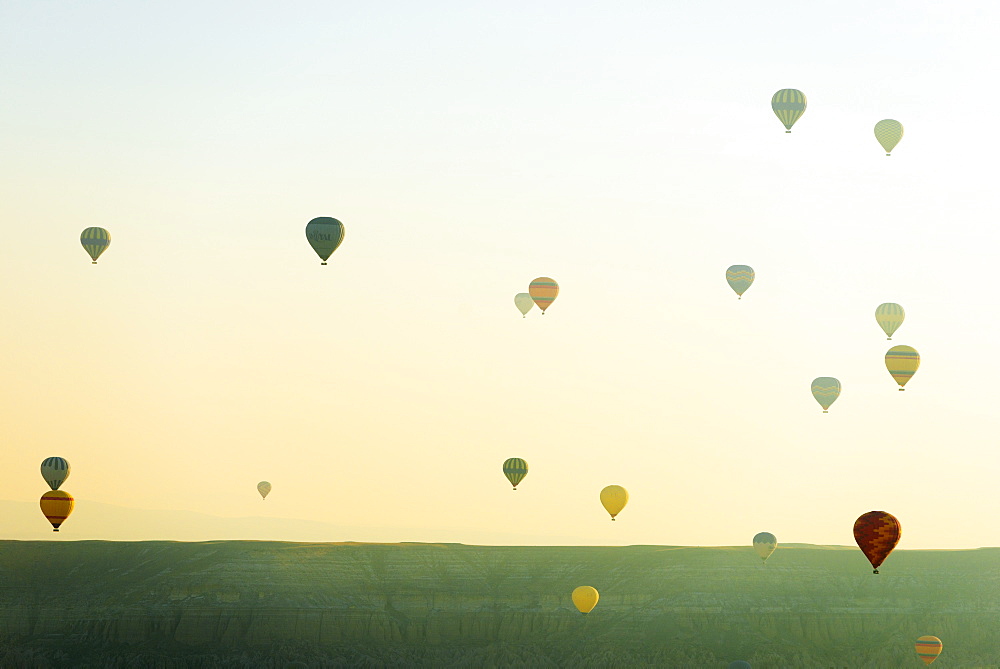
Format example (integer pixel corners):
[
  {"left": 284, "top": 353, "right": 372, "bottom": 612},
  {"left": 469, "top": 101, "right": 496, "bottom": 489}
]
[
  {"left": 305, "top": 217, "right": 345, "bottom": 264},
  {"left": 502, "top": 458, "right": 528, "bottom": 490},
  {"left": 571, "top": 586, "right": 599, "bottom": 614},
  {"left": 600, "top": 485, "right": 629, "bottom": 520},
  {"left": 874, "top": 119, "right": 904, "bottom": 155},
  {"left": 528, "top": 278, "right": 559, "bottom": 312},
  {"left": 875, "top": 303, "right": 905, "bottom": 340},
  {"left": 854, "top": 510, "right": 901, "bottom": 573},
  {"left": 771, "top": 89, "right": 807, "bottom": 132},
  {"left": 885, "top": 345, "right": 920, "bottom": 389},
  {"left": 40, "top": 457, "right": 71, "bottom": 491},
  {"left": 40, "top": 490, "right": 74, "bottom": 531},
  {"left": 726, "top": 265, "right": 754, "bottom": 298},
  {"left": 514, "top": 293, "right": 534, "bottom": 317},
  {"left": 729, "top": 662, "right": 752, "bottom": 669},
  {"left": 915, "top": 635, "right": 943, "bottom": 665},
  {"left": 752, "top": 532, "right": 777, "bottom": 562},
  {"left": 810, "top": 377, "right": 841, "bottom": 412},
  {"left": 257, "top": 481, "right": 271, "bottom": 500},
  {"left": 80, "top": 227, "right": 110, "bottom": 263}
]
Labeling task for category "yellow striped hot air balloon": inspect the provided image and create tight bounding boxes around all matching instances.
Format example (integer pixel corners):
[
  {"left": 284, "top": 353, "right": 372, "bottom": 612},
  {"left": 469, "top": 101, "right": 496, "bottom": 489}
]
[
  {"left": 40, "top": 490, "right": 75, "bottom": 532},
  {"left": 874, "top": 119, "right": 904, "bottom": 156},
  {"left": 875, "top": 303, "right": 905, "bottom": 340},
  {"left": 752, "top": 532, "right": 777, "bottom": 563},
  {"left": 600, "top": 485, "right": 628, "bottom": 521},
  {"left": 528, "top": 277, "right": 559, "bottom": 314},
  {"left": 257, "top": 481, "right": 271, "bottom": 500},
  {"left": 885, "top": 345, "right": 920, "bottom": 390},
  {"left": 810, "top": 377, "right": 841, "bottom": 413},
  {"left": 571, "top": 586, "right": 599, "bottom": 614},
  {"left": 80, "top": 227, "right": 110, "bottom": 264},
  {"left": 502, "top": 458, "right": 528, "bottom": 490},
  {"left": 726, "top": 265, "right": 754, "bottom": 299},
  {"left": 771, "top": 89, "right": 807, "bottom": 132},
  {"left": 915, "top": 636, "right": 942, "bottom": 665}
]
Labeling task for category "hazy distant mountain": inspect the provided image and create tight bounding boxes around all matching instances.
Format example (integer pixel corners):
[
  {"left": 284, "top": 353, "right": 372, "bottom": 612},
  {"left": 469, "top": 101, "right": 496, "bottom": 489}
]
[
  {"left": 0, "top": 541, "right": 996, "bottom": 666},
  {"left": 0, "top": 498, "right": 588, "bottom": 544}
]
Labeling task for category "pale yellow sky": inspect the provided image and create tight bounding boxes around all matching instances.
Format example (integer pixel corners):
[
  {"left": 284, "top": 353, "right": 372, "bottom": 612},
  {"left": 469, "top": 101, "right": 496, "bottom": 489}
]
[{"left": 2, "top": 1, "right": 999, "bottom": 548}]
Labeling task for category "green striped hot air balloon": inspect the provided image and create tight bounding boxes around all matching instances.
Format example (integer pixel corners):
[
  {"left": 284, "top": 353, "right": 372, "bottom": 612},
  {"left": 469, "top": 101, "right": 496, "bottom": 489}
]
[
  {"left": 811, "top": 377, "right": 841, "bottom": 413},
  {"left": 726, "top": 265, "right": 754, "bottom": 299},
  {"left": 771, "top": 89, "right": 807, "bottom": 132},
  {"left": 305, "top": 217, "right": 346, "bottom": 265},
  {"left": 80, "top": 227, "right": 110, "bottom": 264},
  {"left": 502, "top": 458, "right": 528, "bottom": 490},
  {"left": 874, "top": 119, "right": 904, "bottom": 156},
  {"left": 875, "top": 303, "right": 905, "bottom": 340}
]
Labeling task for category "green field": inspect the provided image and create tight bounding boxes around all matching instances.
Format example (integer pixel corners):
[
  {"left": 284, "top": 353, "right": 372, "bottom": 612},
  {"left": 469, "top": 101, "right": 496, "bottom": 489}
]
[{"left": 0, "top": 541, "right": 996, "bottom": 667}]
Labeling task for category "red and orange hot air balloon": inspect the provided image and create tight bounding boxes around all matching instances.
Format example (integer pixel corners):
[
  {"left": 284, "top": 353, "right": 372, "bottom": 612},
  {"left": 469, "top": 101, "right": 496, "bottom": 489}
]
[
  {"left": 40, "top": 490, "right": 75, "bottom": 532},
  {"left": 853, "top": 510, "right": 901, "bottom": 574},
  {"left": 528, "top": 277, "right": 559, "bottom": 314}
]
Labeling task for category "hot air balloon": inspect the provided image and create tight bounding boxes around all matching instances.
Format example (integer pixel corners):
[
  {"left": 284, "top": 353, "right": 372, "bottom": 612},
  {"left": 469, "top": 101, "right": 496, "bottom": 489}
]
[
  {"left": 726, "top": 265, "right": 754, "bottom": 299},
  {"left": 257, "top": 481, "right": 271, "bottom": 500},
  {"left": 885, "top": 345, "right": 920, "bottom": 390},
  {"left": 40, "top": 457, "right": 70, "bottom": 491},
  {"left": 528, "top": 278, "right": 559, "bottom": 314},
  {"left": 752, "top": 532, "right": 777, "bottom": 563},
  {"left": 875, "top": 303, "right": 905, "bottom": 340},
  {"left": 729, "top": 662, "right": 752, "bottom": 669},
  {"left": 40, "top": 490, "right": 74, "bottom": 532},
  {"left": 305, "top": 217, "right": 345, "bottom": 265},
  {"left": 811, "top": 377, "right": 841, "bottom": 413},
  {"left": 915, "top": 636, "right": 943, "bottom": 665},
  {"left": 80, "top": 227, "right": 110, "bottom": 264},
  {"left": 600, "top": 485, "right": 628, "bottom": 521},
  {"left": 514, "top": 293, "right": 534, "bottom": 318},
  {"left": 853, "top": 510, "right": 901, "bottom": 574},
  {"left": 571, "top": 586, "right": 599, "bottom": 614},
  {"left": 502, "top": 458, "right": 528, "bottom": 490},
  {"left": 771, "top": 89, "right": 807, "bottom": 132},
  {"left": 875, "top": 119, "right": 904, "bottom": 155}
]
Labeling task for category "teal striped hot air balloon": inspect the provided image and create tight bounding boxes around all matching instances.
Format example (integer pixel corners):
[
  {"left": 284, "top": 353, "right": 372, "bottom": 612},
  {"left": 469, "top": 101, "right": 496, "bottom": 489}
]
[
  {"left": 811, "top": 377, "right": 841, "bottom": 413},
  {"left": 875, "top": 303, "right": 905, "bottom": 340},
  {"left": 875, "top": 119, "right": 904, "bottom": 156},
  {"left": 80, "top": 227, "right": 110, "bottom": 264},
  {"left": 305, "top": 217, "right": 345, "bottom": 265},
  {"left": 771, "top": 89, "right": 807, "bottom": 132},
  {"left": 726, "top": 265, "right": 754, "bottom": 299},
  {"left": 502, "top": 458, "right": 528, "bottom": 490}
]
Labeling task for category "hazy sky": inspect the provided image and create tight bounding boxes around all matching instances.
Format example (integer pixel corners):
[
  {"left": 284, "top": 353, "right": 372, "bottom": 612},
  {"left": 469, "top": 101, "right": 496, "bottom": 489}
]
[{"left": 2, "top": 1, "right": 999, "bottom": 548}]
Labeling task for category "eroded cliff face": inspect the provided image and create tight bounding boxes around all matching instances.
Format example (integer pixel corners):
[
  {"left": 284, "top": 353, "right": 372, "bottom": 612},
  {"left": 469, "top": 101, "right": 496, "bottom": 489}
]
[{"left": 0, "top": 541, "right": 998, "bottom": 666}]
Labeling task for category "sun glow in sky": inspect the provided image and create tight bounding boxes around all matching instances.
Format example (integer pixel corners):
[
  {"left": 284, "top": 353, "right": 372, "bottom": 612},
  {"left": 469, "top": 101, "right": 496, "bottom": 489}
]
[{"left": 2, "top": 1, "right": 1000, "bottom": 548}]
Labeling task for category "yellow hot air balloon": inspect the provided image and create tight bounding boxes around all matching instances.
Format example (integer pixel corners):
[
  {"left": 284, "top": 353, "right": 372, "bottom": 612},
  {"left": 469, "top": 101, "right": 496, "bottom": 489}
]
[
  {"left": 514, "top": 293, "right": 534, "bottom": 318},
  {"left": 528, "top": 278, "right": 559, "bottom": 314},
  {"left": 874, "top": 119, "right": 904, "bottom": 156},
  {"left": 875, "top": 303, "right": 905, "bottom": 340},
  {"left": 571, "top": 586, "right": 599, "bottom": 614},
  {"left": 258, "top": 481, "right": 271, "bottom": 500},
  {"left": 40, "top": 490, "right": 75, "bottom": 532},
  {"left": 771, "top": 89, "right": 807, "bottom": 132},
  {"left": 915, "top": 636, "right": 943, "bottom": 665},
  {"left": 80, "top": 227, "right": 110, "bottom": 264},
  {"left": 600, "top": 485, "right": 628, "bottom": 521},
  {"left": 885, "top": 345, "right": 920, "bottom": 390}
]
